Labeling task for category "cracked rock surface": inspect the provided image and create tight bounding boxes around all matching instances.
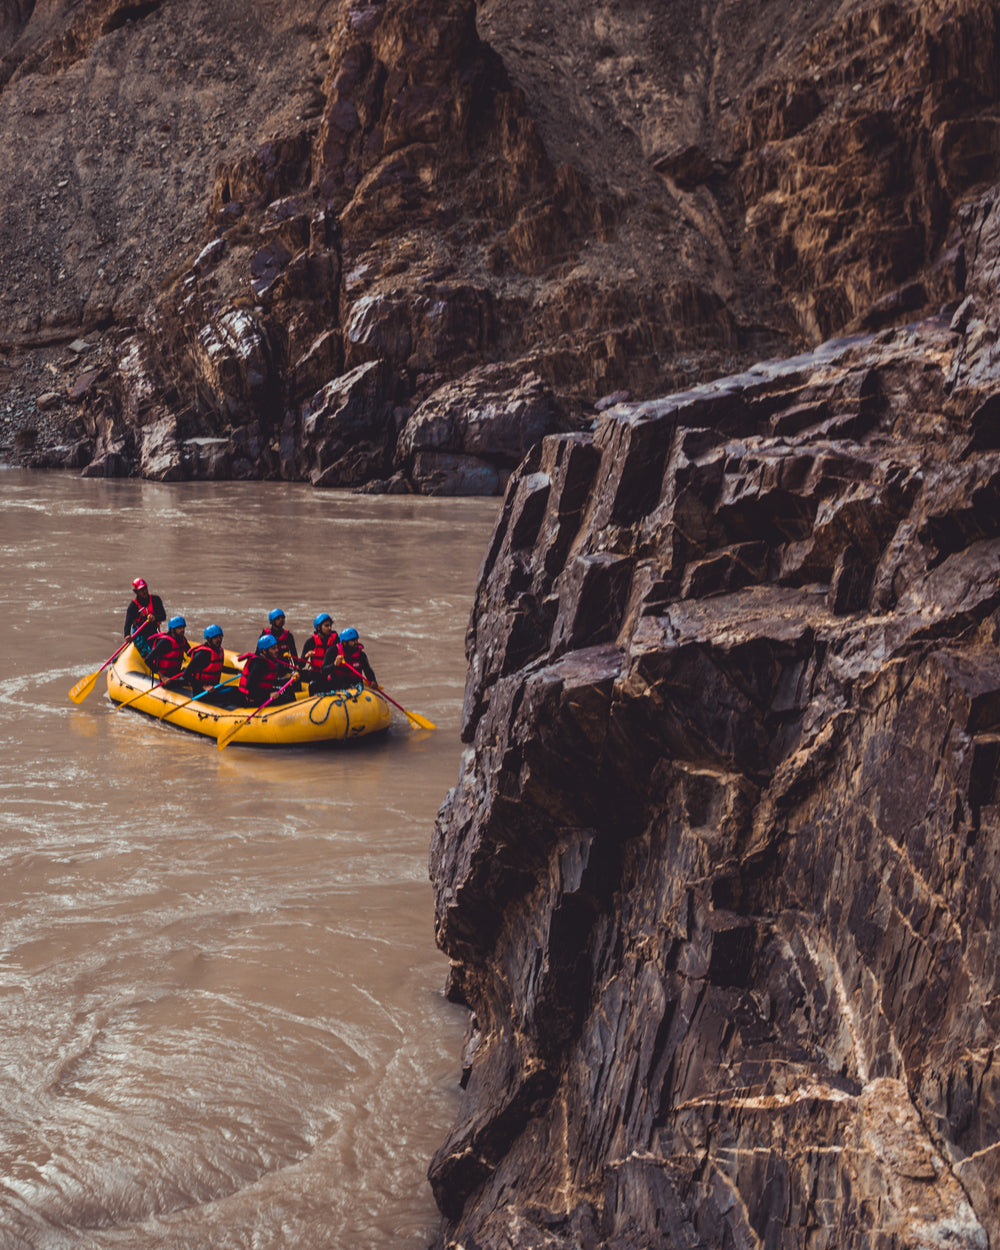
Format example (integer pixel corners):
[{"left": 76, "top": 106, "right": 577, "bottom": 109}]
[{"left": 428, "top": 189, "right": 1000, "bottom": 1248}]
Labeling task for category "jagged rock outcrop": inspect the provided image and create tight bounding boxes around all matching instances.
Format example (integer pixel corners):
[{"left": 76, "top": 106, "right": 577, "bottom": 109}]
[
  {"left": 734, "top": 0, "right": 998, "bottom": 341},
  {"left": 396, "top": 364, "right": 565, "bottom": 496},
  {"left": 427, "top": 188, "right": 1000, "bottom": 1247}
]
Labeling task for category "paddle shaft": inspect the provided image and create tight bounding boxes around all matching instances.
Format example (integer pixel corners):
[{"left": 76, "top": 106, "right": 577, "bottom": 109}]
[
  {"left": 217, "top": 670, "right": 301, "bottom": 749},
  {"left": 338, "top": 659, "right": 435, "bottom": 730},
  {"left": 160, "top": 672, "right": 241, "bottom": 722},
  {"left": 115, "top": 674, "right": 177, "bottom": 712},
  {"left": 67, "top": 630, "right": 141, "bottom": 703}
]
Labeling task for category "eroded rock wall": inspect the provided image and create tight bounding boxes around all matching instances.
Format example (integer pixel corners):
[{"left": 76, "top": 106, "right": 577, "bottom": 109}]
[
  {"left": 427, "top": 189, "right": 1000, "bottom": 1247},
  {"left": 4, "top": 0, "right": 999, "bottom": 489}
]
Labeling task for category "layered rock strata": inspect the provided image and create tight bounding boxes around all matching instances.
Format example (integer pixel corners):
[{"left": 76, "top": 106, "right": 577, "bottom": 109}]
[{"left": 427, "top": 189, "right": 1000, "bottom": 1246}]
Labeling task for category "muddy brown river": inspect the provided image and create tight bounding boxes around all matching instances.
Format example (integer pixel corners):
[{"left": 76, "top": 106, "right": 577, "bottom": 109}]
[{"left": 0, "top": 469, "right": 499, "bottom": 1249}]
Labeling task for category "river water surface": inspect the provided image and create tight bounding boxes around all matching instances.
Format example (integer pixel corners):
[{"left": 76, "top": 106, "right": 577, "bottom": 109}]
[{"left": 0, "top": 469, "right": 499, "bottom": 1249}]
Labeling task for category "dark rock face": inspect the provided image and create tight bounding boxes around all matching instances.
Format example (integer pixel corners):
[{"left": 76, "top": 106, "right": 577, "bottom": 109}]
[
  {"left": 734, "top": 0, "right": 996, "bottom": 342},
  {"left": 9, "top": 0, "right": 616, "bottom": 487},
  {"left": 6, "top": 0, "right": 1000, "bottom": 489},
  {"left": 427, "top": 190, "right": 1000, "bottom": 1247},
  {"left": 396, "top": 364, "right": 563, "bottom": 496}
]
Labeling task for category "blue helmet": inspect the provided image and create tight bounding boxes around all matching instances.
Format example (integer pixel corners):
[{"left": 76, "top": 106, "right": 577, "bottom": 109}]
[
  {"left": 204, "top": 624, "right": 223, "bottom": 641},
  {"left": 168, "top": 615, "right": 186, "bottom": 630},
  {"left": 268, "top": 608, "right": 285, "bottom": 624},
  {"left": 259, "top": 633, "right": 277, "bottom": 649},
  {"left": 340, "top": 627, "right": 359, "bottom": 644},
  {"left": 313, "top": 612, "right": 332, "bottom": 630}
]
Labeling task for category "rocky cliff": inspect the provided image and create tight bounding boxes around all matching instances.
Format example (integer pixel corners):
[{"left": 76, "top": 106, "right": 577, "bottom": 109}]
[
  {"left": 1, "top": 0, "right": 996, "bottom": 492},
  {"left": 427, "top": 188, "right": 1000, "bottom": 1246}
]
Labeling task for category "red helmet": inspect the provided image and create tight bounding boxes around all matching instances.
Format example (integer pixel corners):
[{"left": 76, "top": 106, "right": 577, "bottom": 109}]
[{"left": 131, "top": 577, "right": 148, "bottom": 590}]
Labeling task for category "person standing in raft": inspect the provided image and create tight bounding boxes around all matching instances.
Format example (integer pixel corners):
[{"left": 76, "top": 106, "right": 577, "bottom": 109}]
[
  {"left": 146, "top": 615, "right": 191, "bottom": 689},
  {"left": 124, "top": 577, "right": 166, "bottom": 656},
  {"left": 239, "top": 634, "right": 297, "bottom": 707},
  {"left": 260, "top": 608, "right": 299, "bottom": 667},
  {"left": 183, "top": 624, "right": 238, "bottom": 706},
  {"left": 301, "top": 612, "right": 338, "bottom": 694},
  {"left": 321, "top": 626, "right": 379, "bottom": 691}
]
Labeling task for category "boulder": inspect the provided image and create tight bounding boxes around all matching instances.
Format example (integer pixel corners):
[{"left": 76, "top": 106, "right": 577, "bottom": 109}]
[
  {"left": 139, "top": 415, "right": 183, "bottom": 481},
  {"left": 397, "top": 364, "right": 560, "bottom": 494},
  {"left": 192, "top": 309, "right": 273, "bottom": 417},
  {"left": 409, "top": 452, "right": 508, "bottom": 496},
  {"left": 293, "top": 357, "right": 397, "bottom": 486}
]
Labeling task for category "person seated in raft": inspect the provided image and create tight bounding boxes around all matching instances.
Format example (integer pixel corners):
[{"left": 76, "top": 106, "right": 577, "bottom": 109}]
[
  {"left": 238, "top": 634, "right": 298, "bottom": 708},
  {"left": 259, "top": 608, "right": 299, "bottom": 668},
  {"left": 182, "top": 624, "right": 239, "bottom": 706},
  {"left": 146, "top": 615, "right": 192, "bottom": 689},
  {"left": 124, "top": 576, "right": 166, "bottom": 657},
  {"left": 301, "top": 612, "right": 339, "bottom": 694},
  {"left": 321, "top": 627, "right": 379, "bottom": 692}
]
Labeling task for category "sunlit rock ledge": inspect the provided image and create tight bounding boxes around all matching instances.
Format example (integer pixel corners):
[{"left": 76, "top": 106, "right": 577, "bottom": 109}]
[{"left": 426, "top": 190, "right": 1000, "bottom": 1249}]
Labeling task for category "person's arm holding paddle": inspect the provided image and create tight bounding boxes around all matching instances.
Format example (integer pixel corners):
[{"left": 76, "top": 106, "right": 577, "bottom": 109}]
[{"left": 217, "top": 648, "right": 300, "bottom": 750}]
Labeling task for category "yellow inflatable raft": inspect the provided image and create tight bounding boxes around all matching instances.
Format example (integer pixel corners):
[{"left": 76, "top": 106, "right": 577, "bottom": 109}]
[{"left": 106, "top": 643, "right": 392, "bottom": 746}]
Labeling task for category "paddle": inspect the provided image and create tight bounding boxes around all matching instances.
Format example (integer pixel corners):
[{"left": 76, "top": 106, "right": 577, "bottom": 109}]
[
  {"left": 216, "top": 671, "right": 302, "bottom": 751},
  {"left": 160, "top": 673, "right": 242, "bottom": 723},
  {"left": 67, "top": 632, "right": 139, "bottom": 704},
  {"left": 338, "top": 658, "right": 436, "bottom": 730},
  {"left": 115, "top": 673, "right": 182, "bottom": 713}
]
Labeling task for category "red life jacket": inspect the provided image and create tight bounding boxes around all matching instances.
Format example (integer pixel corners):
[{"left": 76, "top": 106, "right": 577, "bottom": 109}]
[
  {"left": 188, "top": 643, "right": 224, "bottom": 688},
  {"left": 148, "top": 631, "right": 188, "bottom": 677},
  {"left": 273, "top": 626, "right": 297, "bottom": 657},
  {"left": 337, "top": 640, "right": 364, "bottom": 668},
  {"left": 132, "top": 595, "right": 158, "bottom": 635},
  {"left": 307, "top": 630, "right": 337, "bottom": 670},
  {"left": 238, "top": 652, "right": 283, "bottom": 703}
]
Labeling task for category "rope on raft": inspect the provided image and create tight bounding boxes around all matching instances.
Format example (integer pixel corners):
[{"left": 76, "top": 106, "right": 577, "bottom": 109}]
[{"left": 307, "top": 686, "right": 361, "bottom": 725}]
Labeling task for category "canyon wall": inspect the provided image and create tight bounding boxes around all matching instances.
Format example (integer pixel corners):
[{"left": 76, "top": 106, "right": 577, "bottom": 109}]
[
  {"left": 1, "top": 0, "right": 996, "bottom": 492},
  {"left": 427, "top": 189, "right": 1000, "bottom": 1246}
]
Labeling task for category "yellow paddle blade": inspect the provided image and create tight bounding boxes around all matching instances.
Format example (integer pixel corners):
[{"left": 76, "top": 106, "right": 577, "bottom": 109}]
[
  {"left": 401, "top": 707, "right": 436, "bottom": 730},
  {"left": 361, "top": 680, "right": 435, "bottom": 730},
  {"left": 67, "top": 669, "right": 101, "bottom": 704},
  {"left": 216, "top": 718, "right": 249, "bottom": 750}
]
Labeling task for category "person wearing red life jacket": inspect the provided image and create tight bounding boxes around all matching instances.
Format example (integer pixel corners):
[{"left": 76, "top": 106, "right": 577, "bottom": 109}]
[
  {"left": 123, "top": 577, "right": 166, "bottom": 656},
  {"left": 301, "top": 613, "right": 338, "bottom": 694},
  {"left": 182, "top": 624, "right": 236, "bottom": 705},
  {"left": 258, "top": 608, "right": 299, "bottom": 667},
  {"left": 146, "top": 616, "right": 191, "bottom": 688},
  {"left": 321, "top": 627, "right": 378, "bottom": 691},
  {"left": 238, "top": 634, "right": 297, "bottom": 707}
]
